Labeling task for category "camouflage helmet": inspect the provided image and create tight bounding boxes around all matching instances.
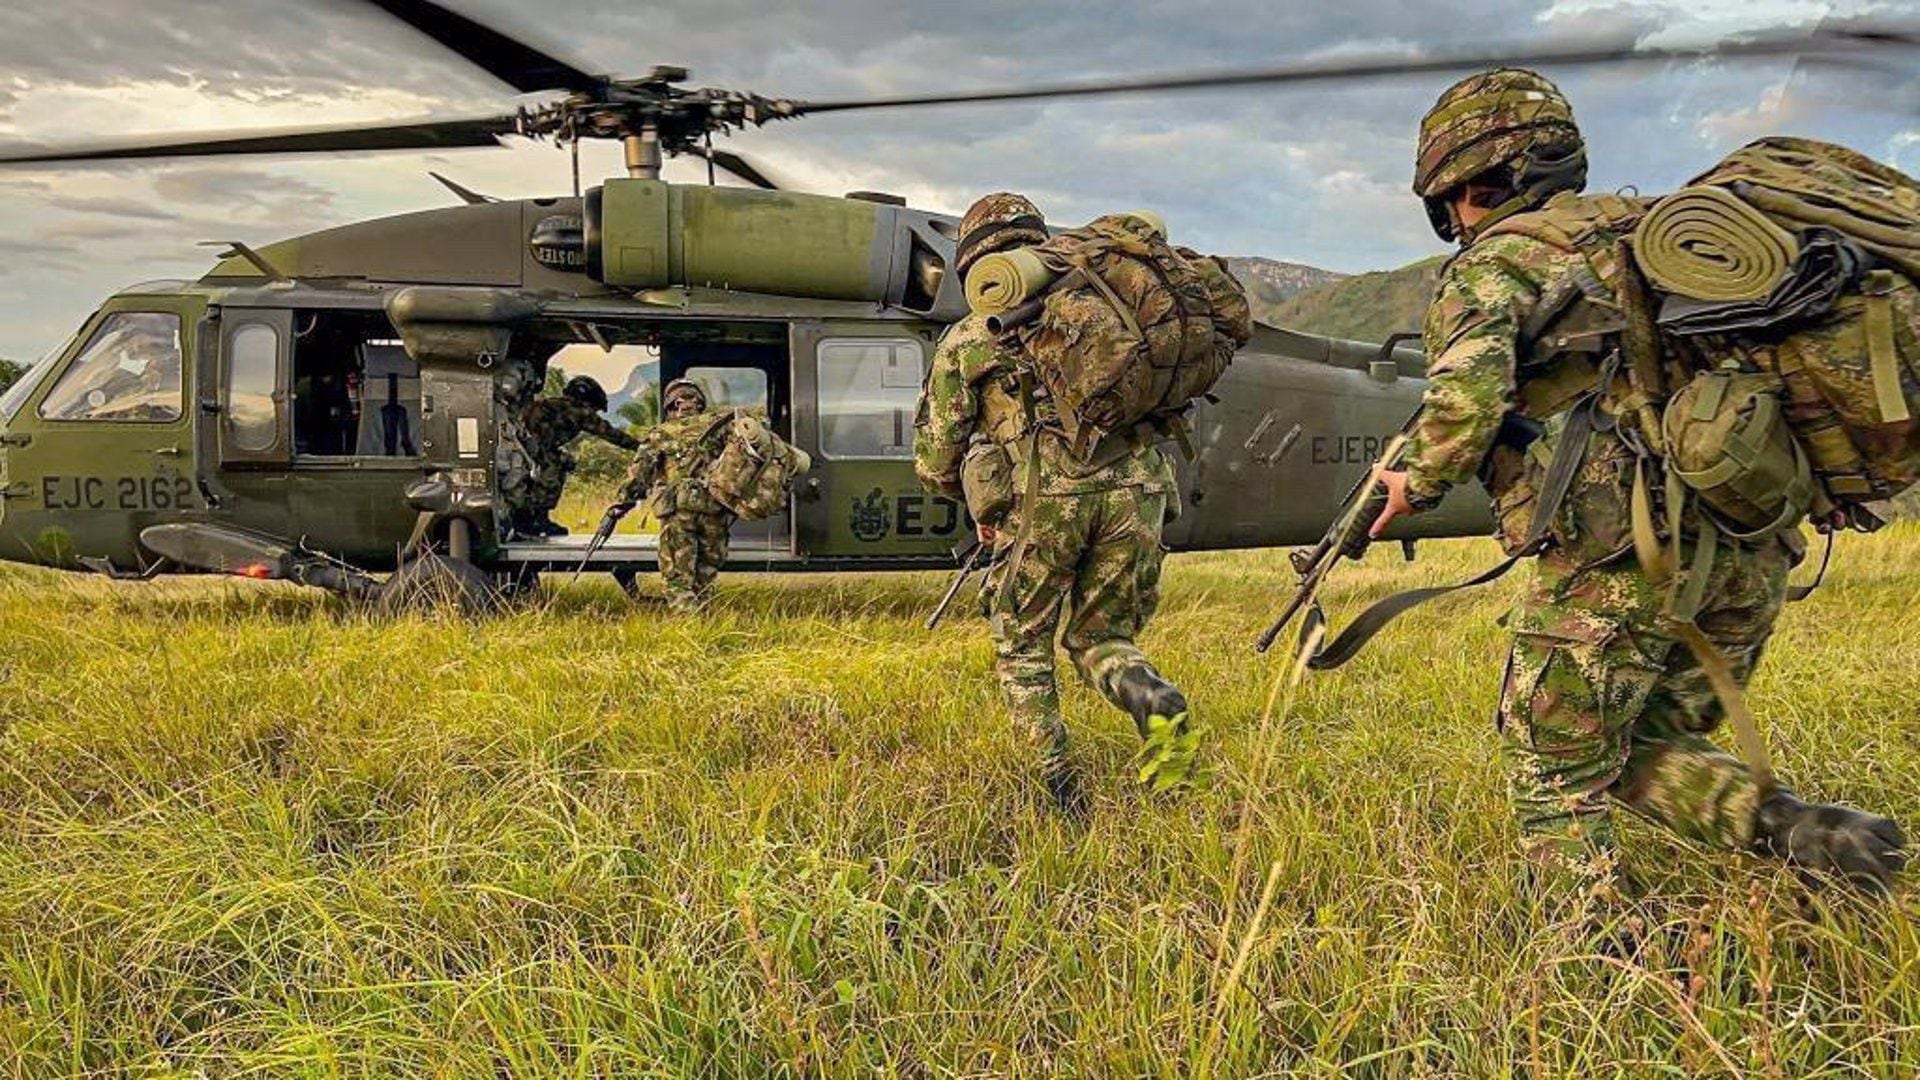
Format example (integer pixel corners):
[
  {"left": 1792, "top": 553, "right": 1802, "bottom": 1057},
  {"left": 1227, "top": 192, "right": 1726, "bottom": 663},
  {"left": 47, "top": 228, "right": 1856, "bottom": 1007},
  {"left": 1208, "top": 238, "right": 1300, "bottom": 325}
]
[
  {"left": 562, "top": 374, "right": 609, "bottom": 412},
  {"left": 662, "top": 377, "right": 707, "bottom": 414},
  {"left": 1414, "top": 68, "right": 1587, "bottom": 240},
  {"left": 955, "top": 192, "right": 1047, "bottom": 276}
]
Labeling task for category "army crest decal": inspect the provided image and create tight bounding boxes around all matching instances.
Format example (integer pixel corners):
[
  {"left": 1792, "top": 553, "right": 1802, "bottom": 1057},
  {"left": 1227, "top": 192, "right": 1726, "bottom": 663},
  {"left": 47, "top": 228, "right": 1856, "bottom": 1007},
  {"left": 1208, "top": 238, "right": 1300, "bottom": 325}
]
[{"left": 849, "top": 488, "right": 890, "bottom": 543}]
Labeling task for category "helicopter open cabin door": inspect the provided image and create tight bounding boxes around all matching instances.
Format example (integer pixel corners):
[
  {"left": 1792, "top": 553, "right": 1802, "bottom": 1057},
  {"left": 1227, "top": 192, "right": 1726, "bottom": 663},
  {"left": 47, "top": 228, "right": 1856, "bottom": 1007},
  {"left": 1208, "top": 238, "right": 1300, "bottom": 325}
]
[{"left": 659, "top": 336, "right": 795, "bottom": 557}]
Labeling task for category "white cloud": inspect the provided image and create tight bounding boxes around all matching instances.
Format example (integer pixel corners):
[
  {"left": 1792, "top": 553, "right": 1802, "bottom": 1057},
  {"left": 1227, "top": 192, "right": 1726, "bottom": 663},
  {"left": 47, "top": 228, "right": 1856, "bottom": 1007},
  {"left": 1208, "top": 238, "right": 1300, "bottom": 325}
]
[
  {"left": 1889, "top": 130, "right": 1920, "bottom": 170},
  {"left": 0, "top": 0, "right": 1916, "bottom": 356}
]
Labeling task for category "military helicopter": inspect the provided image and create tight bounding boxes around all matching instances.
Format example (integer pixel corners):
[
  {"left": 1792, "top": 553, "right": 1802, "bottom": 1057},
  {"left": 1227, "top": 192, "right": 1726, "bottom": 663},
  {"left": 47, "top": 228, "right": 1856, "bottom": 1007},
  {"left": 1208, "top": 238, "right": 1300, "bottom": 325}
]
[{"left": 0, "top": 1, "right": 1909, "bottom": 606}]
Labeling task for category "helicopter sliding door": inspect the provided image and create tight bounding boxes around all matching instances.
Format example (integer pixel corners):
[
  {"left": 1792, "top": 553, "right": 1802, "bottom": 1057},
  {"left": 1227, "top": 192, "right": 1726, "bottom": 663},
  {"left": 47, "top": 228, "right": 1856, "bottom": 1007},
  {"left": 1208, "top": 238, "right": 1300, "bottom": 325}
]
[
  {"left": 789, "top": 320, "right": 962, "bottom": 560},
  {"left": 205, "top": 307, "right": 294, "bottom": 543}
]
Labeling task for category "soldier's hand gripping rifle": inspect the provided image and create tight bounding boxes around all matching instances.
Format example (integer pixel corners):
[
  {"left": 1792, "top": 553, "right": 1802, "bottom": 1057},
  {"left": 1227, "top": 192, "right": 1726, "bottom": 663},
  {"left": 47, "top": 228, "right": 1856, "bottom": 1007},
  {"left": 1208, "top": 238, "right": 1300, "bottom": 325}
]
[
  {"left": 567, "top": 499, "right": 634, "bottom": 588},
  {"left": 925, "top": 535, "right": 990, "bottom": 631},
  {"left": 1254, "top": 423, "right": 1416, "bottom": 654}
]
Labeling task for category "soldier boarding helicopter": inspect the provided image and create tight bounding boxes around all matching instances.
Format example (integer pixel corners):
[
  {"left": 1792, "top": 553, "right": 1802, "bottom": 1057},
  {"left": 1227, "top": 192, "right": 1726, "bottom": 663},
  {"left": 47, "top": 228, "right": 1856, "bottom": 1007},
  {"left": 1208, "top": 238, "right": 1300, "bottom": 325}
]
[{"left": 0, "top": 0, "right": 1910, "bottom": 608}]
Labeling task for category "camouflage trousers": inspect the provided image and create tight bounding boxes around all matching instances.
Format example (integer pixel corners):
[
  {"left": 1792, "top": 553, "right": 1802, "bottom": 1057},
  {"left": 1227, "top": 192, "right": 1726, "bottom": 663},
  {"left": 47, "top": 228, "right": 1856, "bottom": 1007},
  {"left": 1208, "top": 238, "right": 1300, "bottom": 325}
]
[
  {"left": 496, "top": 425, "right": 537, "bottom": 513},
  {"left": 986, "top": 484, "right": 1169, "bottom": 775},
  {"left": 658, "top": 510, "right": 732, "bottom": 613},
  {"left": 1500, "top": 537, "right": 1792, "bottom": 893}
]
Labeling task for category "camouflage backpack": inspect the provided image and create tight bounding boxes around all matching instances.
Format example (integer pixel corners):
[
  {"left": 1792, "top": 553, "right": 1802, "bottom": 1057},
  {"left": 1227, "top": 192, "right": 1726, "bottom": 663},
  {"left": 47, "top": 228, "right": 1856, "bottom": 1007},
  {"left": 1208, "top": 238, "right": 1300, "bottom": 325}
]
[
  {"left": 703, "top": 410, "right": 812, "bottom": 520},
  {"left": 1175, "top": 245, "right": 1255, "bottom": 408},
  {"left": 1004, "top": 214, "right": 1249, "bottom": 458},
  {"left": 1635, "top": 137, "right": 1920, "bottom": 513},
  {"left": 1469, "top": 192, "right": 1824, "bottom": 624}
]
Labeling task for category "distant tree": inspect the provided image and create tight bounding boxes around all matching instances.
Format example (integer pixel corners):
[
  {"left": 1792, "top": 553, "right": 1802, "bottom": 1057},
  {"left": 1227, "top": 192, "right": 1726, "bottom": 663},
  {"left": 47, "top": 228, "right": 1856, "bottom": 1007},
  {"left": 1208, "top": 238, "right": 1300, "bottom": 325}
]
[
  {"left": 572, "top": 438, "right": 632, "bottom": 486},
  {"left": 617, "top": 393, "right": 659, "bottom": 432},
  {"left": 543, "top": 364, "right": 568, "bottom": 397},
  {"left": 0, "top": 358, "right": 23, "bottom": 395}
]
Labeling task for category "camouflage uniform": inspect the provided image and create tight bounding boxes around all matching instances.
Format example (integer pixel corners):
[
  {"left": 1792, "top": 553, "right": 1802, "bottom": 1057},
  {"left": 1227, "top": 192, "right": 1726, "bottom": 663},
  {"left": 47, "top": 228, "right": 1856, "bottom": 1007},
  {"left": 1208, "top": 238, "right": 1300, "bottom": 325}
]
[
  {"left": 1392, "top": 68, "right": 1906, "bottom": 901},
  {"left": 509, "top": 395, "right": 640, "bottom": 520},
  {"left": 918, "top": 312, "right": 1182, "bottom": 789},
  {"left": 1397, "top": 67, "right": 1794, "bottom": 904},
  {"left": 622, "top": 411, "right": 734, "bottom": 612}
]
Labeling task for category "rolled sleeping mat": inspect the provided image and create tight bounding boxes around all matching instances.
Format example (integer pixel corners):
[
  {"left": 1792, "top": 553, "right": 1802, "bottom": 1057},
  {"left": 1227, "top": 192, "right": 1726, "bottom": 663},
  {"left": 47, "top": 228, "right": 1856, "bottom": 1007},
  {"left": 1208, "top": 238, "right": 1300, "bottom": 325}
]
[
  {"left": 964, "top": 247, "right": 1058, "bottom": 316},
  {"left": 1634, "top": 185, "right": 1800, "bottom": 303},
  {"left": 1119, "top": 209, "right": 1168, "bottom": 238}
]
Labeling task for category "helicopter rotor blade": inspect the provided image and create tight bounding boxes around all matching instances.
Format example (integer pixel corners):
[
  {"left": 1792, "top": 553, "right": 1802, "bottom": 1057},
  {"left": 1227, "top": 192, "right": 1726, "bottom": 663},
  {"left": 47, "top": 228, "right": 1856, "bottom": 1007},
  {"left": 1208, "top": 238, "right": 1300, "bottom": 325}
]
[
  {"left": 792, "top": 23, "right": 1920, "bottom": 116},
  {"left": 357, "top": 0, "right": 606, "bottom": 95},
  {"left": 0, "top": 116, "right": 522, "bottom": 164},
  {"left": 687, "top": 146, "right": 781, "bottom": 190}
]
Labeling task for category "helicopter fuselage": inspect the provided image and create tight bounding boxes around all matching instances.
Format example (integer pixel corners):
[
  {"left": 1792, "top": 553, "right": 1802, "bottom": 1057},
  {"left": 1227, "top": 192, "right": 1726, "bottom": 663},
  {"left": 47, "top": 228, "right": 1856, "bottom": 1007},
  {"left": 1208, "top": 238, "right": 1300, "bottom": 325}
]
[{"left": 0, "top": 182, "right": 1488, "bottom": 587}]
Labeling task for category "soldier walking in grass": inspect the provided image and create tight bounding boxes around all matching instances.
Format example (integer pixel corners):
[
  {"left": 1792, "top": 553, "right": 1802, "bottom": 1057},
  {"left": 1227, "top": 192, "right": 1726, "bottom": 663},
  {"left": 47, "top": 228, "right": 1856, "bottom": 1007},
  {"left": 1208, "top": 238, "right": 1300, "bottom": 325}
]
[
  {"left": 1367, "top": 68, "right": 1905, "bottom": 912},
  {"left": 917, "top": 193, "right": 1197, "bottom": 815},
  {"left": 619, "top": 378, "right": 736, "bottom": 613},
  {"left": 506, "top": 375, "right": 639, "bottom": 537}
]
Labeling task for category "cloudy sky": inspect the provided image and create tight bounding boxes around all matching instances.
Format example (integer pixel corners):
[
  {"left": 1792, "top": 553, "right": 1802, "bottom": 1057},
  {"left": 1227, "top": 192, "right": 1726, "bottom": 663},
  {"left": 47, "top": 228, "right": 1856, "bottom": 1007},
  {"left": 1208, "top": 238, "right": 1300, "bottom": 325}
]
[{"left": 0, "top": 0, "right": 1915, "bottom": 357}]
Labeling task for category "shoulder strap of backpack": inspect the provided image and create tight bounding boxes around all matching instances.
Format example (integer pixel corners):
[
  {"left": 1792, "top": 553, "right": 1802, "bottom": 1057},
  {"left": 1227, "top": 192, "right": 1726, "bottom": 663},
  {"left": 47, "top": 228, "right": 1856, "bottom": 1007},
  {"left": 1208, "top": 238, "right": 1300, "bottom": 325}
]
[{"left": 991, "top": 369, "right": 1045, "bottom": 621}]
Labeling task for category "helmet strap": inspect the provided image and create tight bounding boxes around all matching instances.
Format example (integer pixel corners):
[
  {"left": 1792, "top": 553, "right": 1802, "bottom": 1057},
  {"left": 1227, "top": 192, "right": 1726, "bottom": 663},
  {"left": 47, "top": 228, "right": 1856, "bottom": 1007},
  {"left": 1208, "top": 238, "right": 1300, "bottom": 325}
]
[{"left": 1457, "top": 147, "right": 1585, "bottom": 245}]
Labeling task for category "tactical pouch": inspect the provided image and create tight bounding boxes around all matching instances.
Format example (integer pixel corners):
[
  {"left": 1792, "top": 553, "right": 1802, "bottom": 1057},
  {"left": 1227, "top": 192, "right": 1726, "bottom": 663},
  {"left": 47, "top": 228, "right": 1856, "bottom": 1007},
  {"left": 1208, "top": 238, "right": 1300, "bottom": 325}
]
[
  {"left": 960, "top": 439, "right": 1017, "bottom": 528},
  {"left": 706, "top": 412, "right": 812, "bottom": 521},
  {"left": 1661, "top": 366, "right": 1814, "bottom": 540}
]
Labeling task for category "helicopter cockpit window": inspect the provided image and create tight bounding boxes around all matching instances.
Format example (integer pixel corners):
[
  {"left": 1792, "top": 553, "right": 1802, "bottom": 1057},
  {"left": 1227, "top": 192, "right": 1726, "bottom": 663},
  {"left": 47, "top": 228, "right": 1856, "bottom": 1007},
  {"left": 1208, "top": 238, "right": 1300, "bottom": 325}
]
[
  {"left": 292, "top": 312, "right": 420, "bottom": 458},
  {"left": 37, "top": 312, "right": 183, "bottom": 423},
  {"left": 815, "top": 339, "right": 923, "bottom": 460},
  {"left": 0, "top": 339, "right": 67, "bottom": 423}
]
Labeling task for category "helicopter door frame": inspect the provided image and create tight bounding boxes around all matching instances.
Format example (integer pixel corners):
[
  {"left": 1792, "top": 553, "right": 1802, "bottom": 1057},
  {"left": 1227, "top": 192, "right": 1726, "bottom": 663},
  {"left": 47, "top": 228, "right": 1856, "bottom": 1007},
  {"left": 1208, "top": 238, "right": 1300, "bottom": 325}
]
[{"left": 216, "top": 309, "right": 293, "bottom": 467}]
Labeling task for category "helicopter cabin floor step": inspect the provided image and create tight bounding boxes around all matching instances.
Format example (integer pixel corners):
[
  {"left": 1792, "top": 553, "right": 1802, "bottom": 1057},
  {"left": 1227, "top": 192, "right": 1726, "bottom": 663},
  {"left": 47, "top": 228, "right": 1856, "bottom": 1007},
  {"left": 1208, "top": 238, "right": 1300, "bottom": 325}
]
[{"left": 497, "top": 533, "right": 802, "bottom": 568}]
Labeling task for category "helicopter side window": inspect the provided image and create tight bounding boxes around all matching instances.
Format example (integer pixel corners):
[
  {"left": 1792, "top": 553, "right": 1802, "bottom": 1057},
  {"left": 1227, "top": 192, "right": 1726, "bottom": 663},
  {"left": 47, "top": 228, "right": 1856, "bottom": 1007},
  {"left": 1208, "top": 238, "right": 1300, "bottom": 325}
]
[
  {"left": 37, "top": 312, "right": 183, "bottom": 423},
  {"left": 814, "top": 338, "right": 922, "bottom": 460}
]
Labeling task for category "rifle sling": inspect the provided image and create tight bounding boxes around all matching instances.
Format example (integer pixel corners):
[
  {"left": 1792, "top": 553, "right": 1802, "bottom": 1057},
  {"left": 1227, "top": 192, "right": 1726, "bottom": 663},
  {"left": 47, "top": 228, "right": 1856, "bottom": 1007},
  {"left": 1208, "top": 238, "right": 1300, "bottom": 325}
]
[
  {"left": 1786, "top": 529, "right": 1833, "bottom": 603},
  {"left": 1302, "top": 392, "right": 1600, "bottom": 671}
]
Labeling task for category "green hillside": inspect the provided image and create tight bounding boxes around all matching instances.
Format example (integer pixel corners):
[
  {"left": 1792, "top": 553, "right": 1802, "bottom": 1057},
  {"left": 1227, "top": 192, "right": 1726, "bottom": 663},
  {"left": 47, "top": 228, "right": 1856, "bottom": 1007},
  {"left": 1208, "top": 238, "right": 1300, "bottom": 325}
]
[{"left": 1266, "top": 256, "right": 1446, "bottom": 344}]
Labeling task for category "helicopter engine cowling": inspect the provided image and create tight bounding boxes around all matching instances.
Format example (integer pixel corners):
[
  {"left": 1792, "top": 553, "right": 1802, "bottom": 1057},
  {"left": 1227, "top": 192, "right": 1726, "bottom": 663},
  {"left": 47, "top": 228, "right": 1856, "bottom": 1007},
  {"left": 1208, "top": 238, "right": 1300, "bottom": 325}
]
[{"left": 583, "top": 180, "right": 966, "bottom": 320}]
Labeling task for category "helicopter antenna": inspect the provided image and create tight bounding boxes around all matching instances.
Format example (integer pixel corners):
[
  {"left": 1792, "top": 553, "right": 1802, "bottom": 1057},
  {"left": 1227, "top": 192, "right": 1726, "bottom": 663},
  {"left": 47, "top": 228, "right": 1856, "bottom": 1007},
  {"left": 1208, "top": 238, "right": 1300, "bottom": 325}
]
[
  {"left": 198, "top": 240, "right": 288, "bottom": 282},
  {"left": 427, "top": 170, "right": 494, "bottom": 205}
]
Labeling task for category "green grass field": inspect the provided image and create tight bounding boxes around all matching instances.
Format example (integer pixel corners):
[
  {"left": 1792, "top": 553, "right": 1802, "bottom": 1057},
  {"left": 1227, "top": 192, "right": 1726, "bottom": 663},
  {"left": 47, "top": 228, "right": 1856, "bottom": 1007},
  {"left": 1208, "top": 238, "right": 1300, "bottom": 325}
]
[{"left": 1, "top": 526, "right": 1916, "bottom": 1076}]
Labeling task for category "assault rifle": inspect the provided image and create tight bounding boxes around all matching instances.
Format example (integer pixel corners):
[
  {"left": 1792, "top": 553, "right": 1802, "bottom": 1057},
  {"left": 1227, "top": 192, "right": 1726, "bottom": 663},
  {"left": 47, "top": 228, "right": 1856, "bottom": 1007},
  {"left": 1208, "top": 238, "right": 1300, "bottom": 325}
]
[
  {"left": 1255, "top": 333, "right": 1428, "bottom": 655},
  {"left": 567, "top": 499, "right": 633, "bottom": 588},
  {"left": 925, "top": 535, "right": 991, "bottom": 630},
  {"left": 1254, "top": 423, "right": 1416, "bottom": 654},
  {"left": 1254, "top": 404, "right": 1549, "bottom": 661}
]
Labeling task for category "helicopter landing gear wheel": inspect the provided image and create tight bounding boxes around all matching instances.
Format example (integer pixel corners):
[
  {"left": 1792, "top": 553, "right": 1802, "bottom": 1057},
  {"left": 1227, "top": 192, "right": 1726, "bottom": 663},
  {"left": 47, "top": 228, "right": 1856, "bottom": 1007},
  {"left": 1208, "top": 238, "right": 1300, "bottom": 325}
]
[{"left": 376, "top": 552, "right": 499, "bottom": 616}]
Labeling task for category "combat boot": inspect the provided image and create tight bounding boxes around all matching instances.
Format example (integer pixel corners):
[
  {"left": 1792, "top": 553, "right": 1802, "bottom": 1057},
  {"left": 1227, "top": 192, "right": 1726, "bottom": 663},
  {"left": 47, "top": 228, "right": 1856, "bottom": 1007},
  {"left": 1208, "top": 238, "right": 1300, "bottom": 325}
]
[
  {"left": 1042, "top": 760, "right": 1090, "bottom": 820},
  {"left": 1752, "top": 789, "right": 1907, "bottom": 896},
  {"left": 1113, "top": 666, "right": 1201, "bottom": 793}
]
